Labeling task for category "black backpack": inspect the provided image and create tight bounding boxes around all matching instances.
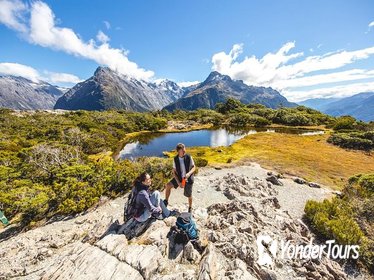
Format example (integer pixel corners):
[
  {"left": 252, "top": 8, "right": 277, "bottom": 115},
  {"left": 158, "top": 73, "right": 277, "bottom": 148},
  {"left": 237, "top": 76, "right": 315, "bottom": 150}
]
[
  {"left": 173, "top": 226, "right": 190, "bottom": 244},
  {"left": 123, "top": 187, "right": 138, "bottom": 222}
]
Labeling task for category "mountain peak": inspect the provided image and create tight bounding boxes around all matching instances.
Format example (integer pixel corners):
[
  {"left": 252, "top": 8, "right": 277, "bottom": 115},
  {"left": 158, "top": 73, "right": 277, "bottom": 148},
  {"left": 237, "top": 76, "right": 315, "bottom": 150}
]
[
  {"left": 203, "top": 71, "right": 232, "bottom": 84},
  {"left": 94, "top": 66, "right": 112, "bottom": 76},
  {"left": 164, "top": 71, "right": 296, "bottom": 111},
  {"left": 153, "top": 78, "right": 173, "bottom": 86},
  {"left": 55, "top": 67, "right": 186, "bottom": 111}
]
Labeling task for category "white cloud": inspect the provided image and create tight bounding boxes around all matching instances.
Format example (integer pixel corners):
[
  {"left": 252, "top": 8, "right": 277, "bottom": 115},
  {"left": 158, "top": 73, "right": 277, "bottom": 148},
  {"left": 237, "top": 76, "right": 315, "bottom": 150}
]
[
  {"left": 309, "top": 44, "right": 322, "bottom": 53},
  {"left": 0, "top": 62, "right": 40, "bottom": 82},
  {"left": 46, "top": 72, "right": 82, "bottom": 84},
  {"left": 284, "top": 81, "right": 374, "bottom": 102},
  {"left": 0, "top": 0, "right": 27, "bottom": 32},
  {"left": 0, "top": 62, "right": 81, "bottom": 85},
  {"left": 277, "top": 47, "right": 374, "bottom": 81},
  {"left": 96, "top": 30, "right": 110, "bottom": 44},
  {"left": 365, "top": 21, "right": 374, "bottom": 34},
  {"left": 0, "top": 1, "right": 154, "bottom": 81},
  {"left": 103, "top": 20, "right": 111, "bottom": 30},
  {"left": 211, "top": 42, "right": 374, "bottom": 101},
  {"left": 273, "top": 69, "right": 374, "bottom": 89},
  {"left": 177, "top": 81, "right": 200, "bottom": 88},
  {"left": 28, "top": 1, "right": 153, "bottom": 81},
  {"left": 212, "top": 42, "right": 304, "bottom": 86}
]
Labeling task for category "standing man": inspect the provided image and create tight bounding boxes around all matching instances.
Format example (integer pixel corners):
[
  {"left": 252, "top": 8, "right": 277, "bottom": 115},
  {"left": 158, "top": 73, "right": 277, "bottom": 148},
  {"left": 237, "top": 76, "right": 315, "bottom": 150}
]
[{"left": 164, "top": 143, "right": 196, "bottom": 213}]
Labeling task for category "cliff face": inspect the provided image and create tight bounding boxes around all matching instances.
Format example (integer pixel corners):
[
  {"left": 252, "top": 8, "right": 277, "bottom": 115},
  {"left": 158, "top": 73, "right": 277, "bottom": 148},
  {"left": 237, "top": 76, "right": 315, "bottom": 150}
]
[{"left": 0, "top": 164, "right": 356, "bottom": 279}]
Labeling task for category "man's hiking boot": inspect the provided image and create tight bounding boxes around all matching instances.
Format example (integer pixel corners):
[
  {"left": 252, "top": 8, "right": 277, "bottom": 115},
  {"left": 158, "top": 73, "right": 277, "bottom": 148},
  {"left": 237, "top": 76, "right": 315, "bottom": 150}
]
[
  {"left": 170, "top": 210, "right": 180, "bottom": 217},
  {"left": 152, "top": 213, "right": 164, "bottom": 220}
]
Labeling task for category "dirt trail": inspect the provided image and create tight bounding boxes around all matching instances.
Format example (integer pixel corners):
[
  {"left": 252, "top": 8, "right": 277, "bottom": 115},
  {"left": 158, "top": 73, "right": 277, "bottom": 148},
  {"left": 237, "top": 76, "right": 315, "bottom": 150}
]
[{"left": 167, "top": 162, "right": 331, "bottom": 219}]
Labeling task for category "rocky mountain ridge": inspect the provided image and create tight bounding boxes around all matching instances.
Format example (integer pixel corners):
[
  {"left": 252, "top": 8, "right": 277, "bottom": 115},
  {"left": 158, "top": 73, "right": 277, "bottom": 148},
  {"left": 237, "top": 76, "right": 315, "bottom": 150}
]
[
  {"left": 164, "top": 71, "right": 297, "bottom": 111},
  {"left": 54, "top": 67, "right": 186, "bottom": 111},
  {"left": 299, "top": 92, "right": 374, "bottom": 121},
  {"left": 0, "top": 75, "right": 63, "bottom": 110}
]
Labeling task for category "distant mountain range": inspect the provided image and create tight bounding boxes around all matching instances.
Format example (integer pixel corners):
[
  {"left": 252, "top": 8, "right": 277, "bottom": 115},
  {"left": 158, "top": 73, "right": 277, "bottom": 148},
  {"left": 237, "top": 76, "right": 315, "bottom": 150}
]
[
  {"left": 54, "top": 68, "right": 295, "bottom": 112},
  {"left": 0, "top": 68, "right": 297, "bottom": 112},
  {"left": 299, "top": 92, "right": 374, "bottom": 121},
  {"left": 164, "top": 71, "right": 296, "bottom": 111},
  {"left": 54, "top": 67, "right": 185, "bottom": 111},
  {"left": 298, "top": 97, "right": 342, "bottom": 112},
  {"left": 13, "top": 67, "right": 374, "bottom": 116},
  {"left": 0, "top": 75, "right": 63, "bottom": 110}
]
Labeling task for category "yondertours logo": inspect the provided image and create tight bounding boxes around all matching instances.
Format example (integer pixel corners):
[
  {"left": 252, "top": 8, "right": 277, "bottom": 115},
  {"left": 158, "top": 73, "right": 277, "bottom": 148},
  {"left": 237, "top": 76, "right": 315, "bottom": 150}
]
[
  {"left": 256, "top": 234, "right": 278, "bottom": 266},
  {"left": 256, "top": 234, "right": 360, "bottom": 267}
]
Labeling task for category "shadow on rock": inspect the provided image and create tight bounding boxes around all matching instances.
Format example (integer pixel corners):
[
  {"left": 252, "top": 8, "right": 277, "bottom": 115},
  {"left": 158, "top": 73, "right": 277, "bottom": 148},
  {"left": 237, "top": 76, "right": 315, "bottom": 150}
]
[
  {"left": 0, "top": 224, "right": 23, "bottom": 242},
  {"left": 167, "top": 225, "right": 205, "bottom": 261},
  {"left": 167, "top": 225, "right": 185, "bottom": 259},
  {"left": 99, "top": 218, "right": 155, "bottom": 241}
]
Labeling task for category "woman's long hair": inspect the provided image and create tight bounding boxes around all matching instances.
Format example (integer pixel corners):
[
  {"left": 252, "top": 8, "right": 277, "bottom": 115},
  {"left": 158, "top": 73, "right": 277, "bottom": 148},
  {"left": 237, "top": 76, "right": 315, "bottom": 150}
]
[{"left": 133, "top": 172, "right": 149, "bottom": 186}]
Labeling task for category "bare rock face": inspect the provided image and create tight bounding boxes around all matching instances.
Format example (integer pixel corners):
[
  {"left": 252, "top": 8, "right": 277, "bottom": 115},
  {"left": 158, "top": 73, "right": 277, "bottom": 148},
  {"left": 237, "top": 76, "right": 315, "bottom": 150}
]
[
  {"left": 54, "top": 67, "right": 185, "bottom": 111},
  {"left": 0, "top": 173, "right": 355, "bottom": 280},
  {"left": 164, "top": 71, "right": 297, "bottom": 111},
  {"left": 0, "top": 75, "right": 63, "bottom": 110}
]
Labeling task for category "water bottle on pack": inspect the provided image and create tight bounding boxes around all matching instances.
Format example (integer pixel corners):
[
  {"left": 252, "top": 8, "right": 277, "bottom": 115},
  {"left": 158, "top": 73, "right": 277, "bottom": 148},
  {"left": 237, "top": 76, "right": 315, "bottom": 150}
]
[{"left": 181, "top": 177, "right": 186, "bottom": 188}]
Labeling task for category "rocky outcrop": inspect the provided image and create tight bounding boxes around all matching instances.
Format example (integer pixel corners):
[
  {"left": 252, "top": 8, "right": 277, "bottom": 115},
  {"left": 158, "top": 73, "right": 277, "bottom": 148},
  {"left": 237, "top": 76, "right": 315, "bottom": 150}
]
[
  {"left": 266, "top": 175, "right": 284, "bottom": 186},
  {"left": 294, "top": 177, "right": 306, "bottom": 184},
  {"left": 0, "top": 171, "right": 357, "bottom": 279}
]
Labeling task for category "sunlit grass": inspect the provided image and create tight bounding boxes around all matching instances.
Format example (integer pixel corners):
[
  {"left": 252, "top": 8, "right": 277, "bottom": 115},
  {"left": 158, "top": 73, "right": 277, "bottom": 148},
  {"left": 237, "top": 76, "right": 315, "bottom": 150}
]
[{"left": 166, "top": 131, "right": 374, "bottom": 189}]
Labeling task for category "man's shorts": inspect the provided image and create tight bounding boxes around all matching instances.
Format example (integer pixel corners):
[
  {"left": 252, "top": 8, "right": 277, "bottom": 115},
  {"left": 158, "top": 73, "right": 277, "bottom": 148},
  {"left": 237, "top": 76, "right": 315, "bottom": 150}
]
[{"left": 169, "top": 178, "right": 193, "bottom": 198}]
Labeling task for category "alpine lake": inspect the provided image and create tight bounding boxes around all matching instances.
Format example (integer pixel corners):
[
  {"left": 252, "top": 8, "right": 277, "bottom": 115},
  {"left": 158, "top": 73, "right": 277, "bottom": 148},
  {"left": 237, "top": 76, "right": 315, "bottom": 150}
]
[{"left": 118, "top": 127, "right": 325, "bottom": 160}]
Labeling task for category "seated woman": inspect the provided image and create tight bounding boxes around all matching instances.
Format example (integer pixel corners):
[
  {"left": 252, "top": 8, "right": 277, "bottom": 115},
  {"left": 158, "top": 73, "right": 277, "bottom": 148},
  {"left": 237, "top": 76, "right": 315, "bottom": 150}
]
[{"left": 134, "top": 172, "right": 171, "bottom": 222}]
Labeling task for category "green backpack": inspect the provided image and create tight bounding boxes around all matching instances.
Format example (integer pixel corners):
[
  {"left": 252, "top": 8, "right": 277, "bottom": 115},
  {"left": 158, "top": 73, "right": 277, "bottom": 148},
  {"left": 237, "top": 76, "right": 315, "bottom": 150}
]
[{"left": 0, "top": 211, "right": 9, "bottom": 225}]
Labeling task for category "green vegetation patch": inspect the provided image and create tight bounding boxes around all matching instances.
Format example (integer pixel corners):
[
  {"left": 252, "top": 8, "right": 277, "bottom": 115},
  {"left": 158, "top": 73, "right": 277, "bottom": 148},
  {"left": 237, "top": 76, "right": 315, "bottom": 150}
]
[{"left": 304, "top": 174, "right": 374, "bottom": 273}]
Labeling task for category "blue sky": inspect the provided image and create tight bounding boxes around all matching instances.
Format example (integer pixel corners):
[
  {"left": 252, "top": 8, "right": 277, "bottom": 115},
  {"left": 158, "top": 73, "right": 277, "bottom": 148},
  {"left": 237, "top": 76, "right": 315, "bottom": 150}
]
[{"left": 0, "top": 0, "right": 374, "bottom": 101}]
